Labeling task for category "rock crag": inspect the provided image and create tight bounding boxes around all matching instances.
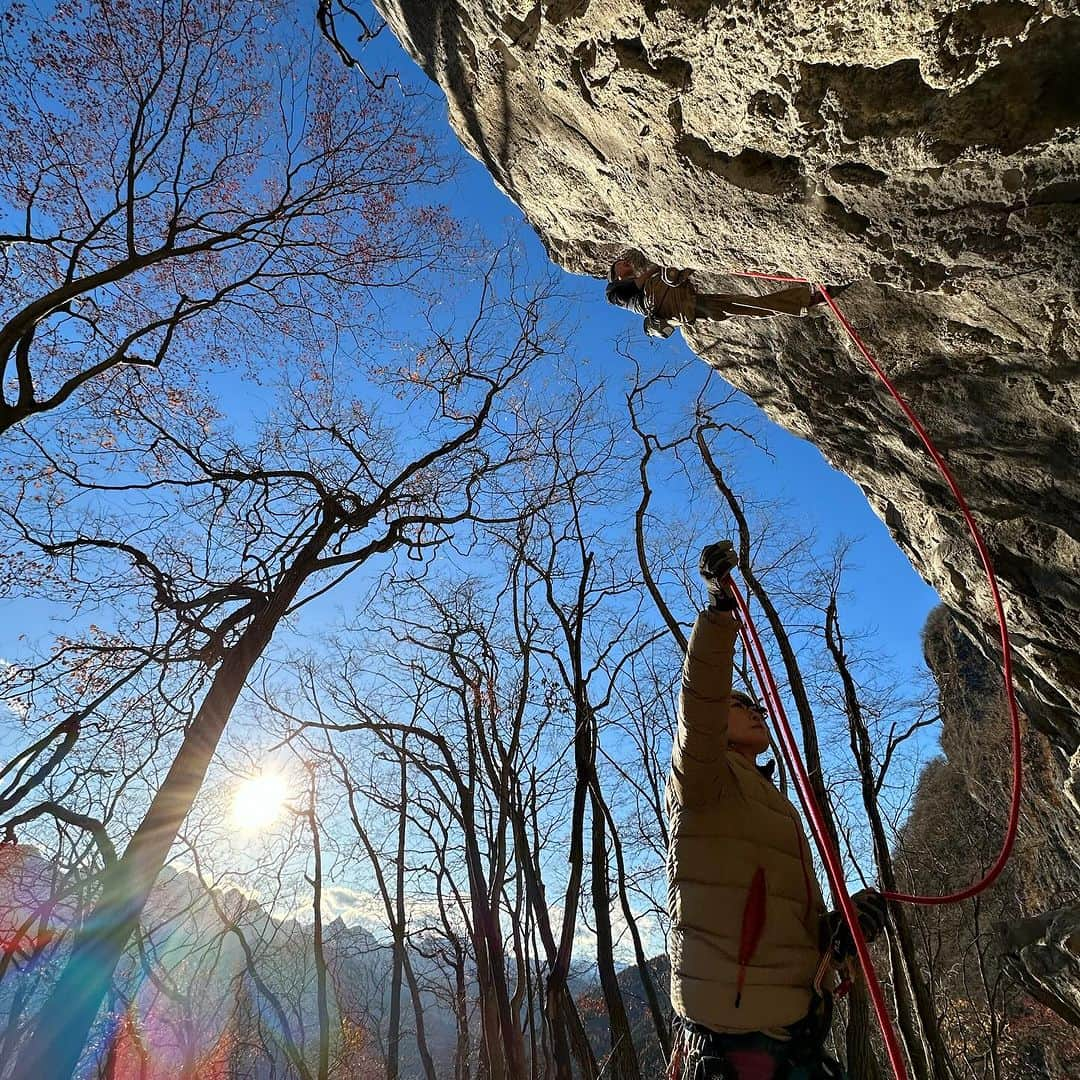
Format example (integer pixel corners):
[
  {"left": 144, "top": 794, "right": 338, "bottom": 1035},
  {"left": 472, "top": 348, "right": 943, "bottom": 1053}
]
[
  {"left": 903, "top": 607, "right": 1080, "bottom": 1057},
  {"left": 374, "top": 1, "right": 1080, "bottom": 780}
]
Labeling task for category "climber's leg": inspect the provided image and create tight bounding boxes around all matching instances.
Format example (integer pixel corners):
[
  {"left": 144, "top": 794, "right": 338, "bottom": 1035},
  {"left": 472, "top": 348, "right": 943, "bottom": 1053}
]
[{"left": 695, "top": 285, "right": 815, "bottom": 321}]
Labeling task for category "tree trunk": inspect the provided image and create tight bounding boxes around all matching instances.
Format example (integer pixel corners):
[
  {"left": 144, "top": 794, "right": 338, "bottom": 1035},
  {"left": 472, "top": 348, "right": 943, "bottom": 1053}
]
[
  {"left": 11, "top": 528, "right": 332, "bottom": 1080},
  {"left": 306, "top": 770, "right": 331, "bottom": 1080},
  {"left": 457, "top": 783, "right": 525, "bottom": 1080},
  {"left": 449, "top": 946, "right": 470, "bottom": 1080},
  {"left": 845, "top": 982, "right": 884, "bottom": 1080},
  {"left": 345, "top": 762, "right": 438, "bottom": 1080},
  {"left": 595, "top": 777, "right": 671, "bottom": 1061},
  {"left": 472, "top": 915, "right": 506, "bottom": 1080},
  {"left": 883, "top": 929, "right": 932, "bottom": 1080},
  {"left": 589, "top": 782, "right": 642, "bottom": 1080},
  {"left": 825, "top": 598, "right": 956, "bottom": 1080},
  {"left": 399, "top": 932, "right": 439, "bottom": 1080},
  {"left": 542, "top": 718, "right": 595, "bottom": 1080},
  {"left": 387, "top": 754, "right": 407, "bottom": 1080}
]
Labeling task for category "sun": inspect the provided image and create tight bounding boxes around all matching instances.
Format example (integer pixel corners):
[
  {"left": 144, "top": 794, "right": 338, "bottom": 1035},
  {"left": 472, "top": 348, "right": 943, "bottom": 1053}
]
[{"left": 231, "top": 771, "right": 290, "bottom": 833}]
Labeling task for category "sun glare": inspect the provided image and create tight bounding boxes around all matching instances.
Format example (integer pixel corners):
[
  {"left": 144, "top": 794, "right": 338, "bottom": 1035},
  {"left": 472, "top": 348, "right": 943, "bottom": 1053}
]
[{"left": 231, "top": 771, "right": 290, "bottom": 833}]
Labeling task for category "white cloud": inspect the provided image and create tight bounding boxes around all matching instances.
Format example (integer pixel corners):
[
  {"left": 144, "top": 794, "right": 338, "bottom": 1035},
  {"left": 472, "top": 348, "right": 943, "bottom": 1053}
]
[
  {"left": 288, "top": 883, "right": 460, "bottom": 940},
  {"left": 545, "top": 901, "right": 666, "bottom": 968}
]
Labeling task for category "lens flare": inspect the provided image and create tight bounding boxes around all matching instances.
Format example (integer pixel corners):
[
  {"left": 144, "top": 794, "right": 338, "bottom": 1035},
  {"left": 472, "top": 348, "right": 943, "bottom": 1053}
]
[{"left": 231, "top": 771, "right": 290, "bottom": 832}]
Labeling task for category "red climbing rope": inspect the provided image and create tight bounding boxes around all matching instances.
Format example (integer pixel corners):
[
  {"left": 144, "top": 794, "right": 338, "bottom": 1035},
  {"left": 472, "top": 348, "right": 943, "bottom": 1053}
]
[
  {"left": 731, "top": 579, "right": 911, "bottom": 1080},
  {"left": 815, "top": 282, "right": 1024, "bottom": 905},
  {"left": 719, "top": 271, "right": 1026, "bottom": 1079},
  {"left": 731, "top": 271, "right": 1024, "bottom": 906}
]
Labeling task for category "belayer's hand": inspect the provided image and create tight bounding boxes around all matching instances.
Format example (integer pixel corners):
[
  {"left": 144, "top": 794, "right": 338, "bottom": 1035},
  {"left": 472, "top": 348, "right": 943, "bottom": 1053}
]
[
  {"left": 851, "top": 888, "right": 889, "bottom": 939},
  {"left": 699, "top": 541, "right": 739, "bottom": 610},
  {"left": 825, "top": 889, "right": 889, "bottom": 960}
]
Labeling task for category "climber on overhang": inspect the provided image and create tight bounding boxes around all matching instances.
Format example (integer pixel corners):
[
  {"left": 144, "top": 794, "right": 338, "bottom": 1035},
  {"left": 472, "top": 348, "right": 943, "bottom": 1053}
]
[
  {"left": 667, "top": 540, "right": 888, "bottom": 1080},
  {"left": 605, "top": 255, "right": 847, "bottom": 339}
]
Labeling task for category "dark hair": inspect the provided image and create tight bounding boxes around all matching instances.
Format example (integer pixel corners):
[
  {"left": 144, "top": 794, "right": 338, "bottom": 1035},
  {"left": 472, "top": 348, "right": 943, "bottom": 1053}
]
[
  {"left": 605, "top": 279, "right": 648, "bottom": 316},
  {"left": 730, "top": 692, "right": 760, "bottom": 709}
]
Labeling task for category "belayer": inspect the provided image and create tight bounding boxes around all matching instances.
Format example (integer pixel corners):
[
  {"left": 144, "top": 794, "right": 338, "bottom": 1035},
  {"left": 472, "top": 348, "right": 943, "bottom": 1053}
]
[
  {"left": 667, "top": 541, "right": 888, "bottom": 1080},
  {"left": 606, "top": 256, "right": 846, "bottom": 339}
]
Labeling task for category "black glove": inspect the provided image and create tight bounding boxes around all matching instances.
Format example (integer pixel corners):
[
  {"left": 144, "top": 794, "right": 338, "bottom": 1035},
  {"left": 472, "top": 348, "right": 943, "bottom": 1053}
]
[
  {"left": 698, "top": 541, "right": 739, "bottom": 610},
  {"left": 824, "top": 889, "right": 889, "bottom": 960}
]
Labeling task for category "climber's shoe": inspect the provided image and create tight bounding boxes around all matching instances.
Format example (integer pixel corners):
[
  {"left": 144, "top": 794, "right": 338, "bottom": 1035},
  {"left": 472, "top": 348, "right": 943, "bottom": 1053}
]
[{"left": 808, "top": 283, "right": 854, "bottom": 307}]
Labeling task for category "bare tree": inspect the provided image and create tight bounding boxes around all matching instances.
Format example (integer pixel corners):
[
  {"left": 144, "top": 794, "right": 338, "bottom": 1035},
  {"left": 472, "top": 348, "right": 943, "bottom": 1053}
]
[
  {"left": 299, "top": 765, "right": 332, "bottom": 1080},
  {"left": 331, "top": 735, "right": 440, "bottom": 1080},
  {"left": 818, "top": 556, "right": 955, "bottom": 1080},
  {"left": 0, "top": 0, "right": 446, "bottom": 435},
  {"left": 5, "top": 259, "right": 559, "bottom": 1079}
]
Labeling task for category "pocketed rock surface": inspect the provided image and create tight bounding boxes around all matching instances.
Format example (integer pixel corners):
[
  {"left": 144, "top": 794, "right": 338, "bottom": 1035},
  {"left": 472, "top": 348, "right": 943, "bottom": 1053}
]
[{"left": 374, "top": 1, "right": 1080, "bottom": 775}]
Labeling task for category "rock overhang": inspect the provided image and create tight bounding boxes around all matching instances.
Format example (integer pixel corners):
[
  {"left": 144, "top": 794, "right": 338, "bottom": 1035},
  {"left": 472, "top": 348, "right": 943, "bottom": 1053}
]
[{"left": 375, "top": 0, "right": 1080, "bottom": 761}]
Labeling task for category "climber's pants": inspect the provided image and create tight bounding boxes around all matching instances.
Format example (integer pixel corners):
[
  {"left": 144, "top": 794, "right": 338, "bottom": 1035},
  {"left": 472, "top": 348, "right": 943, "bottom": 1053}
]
[
  {"left": 695, "top": 285, "right": 814, "bottom": 321},
  {"left": 673, "top": 1020, "right": 847, "bottom": 1080}
]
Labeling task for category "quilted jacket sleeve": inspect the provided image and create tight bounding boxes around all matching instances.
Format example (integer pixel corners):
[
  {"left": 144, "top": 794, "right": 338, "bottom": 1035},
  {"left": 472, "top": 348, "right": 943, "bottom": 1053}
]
[{"left": 670, "top": 608, "right": 739, "bottom": 806}]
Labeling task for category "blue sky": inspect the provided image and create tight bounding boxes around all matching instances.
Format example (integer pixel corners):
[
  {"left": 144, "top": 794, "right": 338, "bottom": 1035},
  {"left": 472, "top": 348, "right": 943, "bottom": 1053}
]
[{"left": 0, "top": 2, "right": 947, "bottom": 965}]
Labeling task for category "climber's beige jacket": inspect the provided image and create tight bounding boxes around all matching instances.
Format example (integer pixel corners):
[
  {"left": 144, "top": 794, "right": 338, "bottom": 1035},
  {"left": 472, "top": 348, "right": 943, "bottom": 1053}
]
[
  {"left": 667, "top": 609, "right": 827, "bottom": 1035},
  {"left": 637, "top": 263, "right": 698, "bottom": 324}
]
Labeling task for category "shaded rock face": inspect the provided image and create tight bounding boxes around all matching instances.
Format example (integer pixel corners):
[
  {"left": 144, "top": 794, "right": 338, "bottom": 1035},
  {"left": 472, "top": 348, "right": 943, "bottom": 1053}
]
[
  {"left": 1003, "top": 906, "right": 1080, "bottom": 1030},
  {"left": 907, "top": 607, "right": 1080, "bottom": 1040},
  {"left": 920, "top": 606, "right": 1080, "bottom": 907},
  {"left": 375, "top": 1, "right": 1080, "bottom": 760}
]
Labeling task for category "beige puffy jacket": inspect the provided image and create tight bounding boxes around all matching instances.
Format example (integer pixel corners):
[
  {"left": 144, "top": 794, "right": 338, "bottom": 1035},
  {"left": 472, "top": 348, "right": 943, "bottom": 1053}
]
[{"left": 667, "top": 609, "right": 827, "bottom": 1035}]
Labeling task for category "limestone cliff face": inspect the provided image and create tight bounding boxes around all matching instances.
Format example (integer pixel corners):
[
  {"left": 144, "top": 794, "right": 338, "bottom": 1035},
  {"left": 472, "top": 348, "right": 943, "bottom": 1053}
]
[{"left": 374, "top": 2, "right": 1080, "bottom": 769}]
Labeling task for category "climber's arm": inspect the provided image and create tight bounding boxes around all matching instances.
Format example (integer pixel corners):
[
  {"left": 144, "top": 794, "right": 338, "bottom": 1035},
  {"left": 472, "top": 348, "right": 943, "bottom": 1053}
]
[
  {"left": 671, "top": 607, "right": 740, "bottom": 806},
  {"left": 669, "top": 542, "right": 741, "bottom": 806}
]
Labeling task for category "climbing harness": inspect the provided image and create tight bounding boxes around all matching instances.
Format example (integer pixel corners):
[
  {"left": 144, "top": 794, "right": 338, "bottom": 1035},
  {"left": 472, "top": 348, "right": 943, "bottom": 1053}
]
[
  {"left": 671, "top": 1015, "right": 848, "bottom": 1079},
  {"left": 721, "top": 274, "right": 1025, "bottom": 1080}
]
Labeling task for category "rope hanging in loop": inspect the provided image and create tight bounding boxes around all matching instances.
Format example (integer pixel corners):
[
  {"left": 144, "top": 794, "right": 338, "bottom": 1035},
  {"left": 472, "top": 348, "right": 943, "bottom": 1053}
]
[
  {"left": 813, "top": 283, "right": 1024, "bottom": 907},
  {"left": 730, "top": 271, "right": 1024, "bottom": 906}
]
